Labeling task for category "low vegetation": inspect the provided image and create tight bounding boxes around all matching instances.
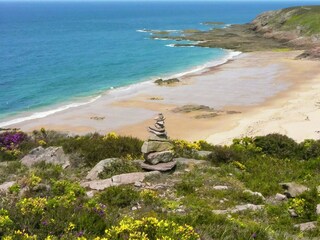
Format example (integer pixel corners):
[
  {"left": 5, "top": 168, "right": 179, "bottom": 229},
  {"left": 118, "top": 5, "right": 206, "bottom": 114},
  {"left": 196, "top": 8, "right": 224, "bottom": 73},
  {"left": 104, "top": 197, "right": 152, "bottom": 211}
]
[{"left": 0, "top": 129, "right": 320, "bottom": 239}]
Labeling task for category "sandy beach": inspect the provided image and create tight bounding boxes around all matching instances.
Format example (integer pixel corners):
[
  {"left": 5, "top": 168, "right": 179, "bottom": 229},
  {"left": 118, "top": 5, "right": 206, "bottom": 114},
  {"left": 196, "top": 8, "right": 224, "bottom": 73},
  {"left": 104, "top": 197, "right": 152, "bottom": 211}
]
[{"left": 4, "top": 50, "right": 320, "bottom": 144}]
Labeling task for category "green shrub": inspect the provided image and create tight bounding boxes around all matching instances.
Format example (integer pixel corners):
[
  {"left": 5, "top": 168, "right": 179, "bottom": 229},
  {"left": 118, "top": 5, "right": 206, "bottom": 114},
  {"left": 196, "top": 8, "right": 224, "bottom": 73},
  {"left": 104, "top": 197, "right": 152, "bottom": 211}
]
[
  {"left": 254, "top": 134, "right": 299, "bottom": 159},
  {"left": 207, "top": 145, "right": 243, "bottom": 164},
  {"left": 98, "top": 159, "right": 140, "bottom": 179},
  {"left": 288, "top": 187, "right": 320, "bottom": 222},
  {"left": 61, "top": 133, "right": 143, "bottom": 167},
  {"left": 97, "top": 186, "right": 139, "bottom": 208},
  {"left": 299, "top": 139, "right": 320, "bottom": 160}
]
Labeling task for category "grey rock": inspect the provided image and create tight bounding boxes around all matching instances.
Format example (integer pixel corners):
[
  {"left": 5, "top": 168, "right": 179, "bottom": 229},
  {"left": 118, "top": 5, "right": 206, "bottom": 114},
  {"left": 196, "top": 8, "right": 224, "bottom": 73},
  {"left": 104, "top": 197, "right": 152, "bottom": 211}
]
[
  {"left": 174, "top": 158, "right": 207, "bottom": 165},
  {"left": 294, "top": 222, "right": 317, "bottom": 231},
  {"left": 317, "top": 204, "right": 320, "bottom": 215},
  {"left": 112, "top": 172, "right": 147, "bottom": 186},
  {"left": 279, "top": 182, "right": 309, "bottom": 198},
  {"left": 81, "top": 178, "right": 113, "bottom": 191},
  {"left": 213, "top": 186, "right": 229, "bottom": 190},
  {"left": 275, "top": 193, "right": 287, "bottom": 201},
  {"left": 85, "top": 158, "right": 119, "bottom": 180},
  {"left": 195, "top": 150, "right": 212, "bottom": 158},
  {"left": 86, "top": 190, "right": 96, "bottom": 198},
  {"left": 131, "top": 206, "right": 138, "bottom": 211},
  {"left": 134, "top": 181, "right": 144, "bottom": 187},
  {"left": 141, "top": 141, "right": 173, "bottom": 154},
  {"left": 141, "top": 161, "right": 176, "bottom": 172},
  {"left": 148, "top": 134, "right": 169, "bottom": 142},
  {"left": 0, "top": 181, "right": 15, "bottom": 192},
  {"left": 81, "top": 171, "right": 161, "bottom": 191},
  {"left": 243, "top": 190, "right": 265, "bottom": 200},
  {"left": 21, "top": 146, "right": 70, "bottom": 168},
  {"left": 212, "top": 204, "right": 264, "bottom": 215},
  {"left": 145, "top": 150, "right": 174, "bottom": 165},
  {"left": 231, "top": 204, "right": 264, "bottom": 213},
  {"left": 289, "top": 209, "right": 298, "bottom": 217},
  {"left": 212, "top": 209, "right": 229, "bottom": 215}
]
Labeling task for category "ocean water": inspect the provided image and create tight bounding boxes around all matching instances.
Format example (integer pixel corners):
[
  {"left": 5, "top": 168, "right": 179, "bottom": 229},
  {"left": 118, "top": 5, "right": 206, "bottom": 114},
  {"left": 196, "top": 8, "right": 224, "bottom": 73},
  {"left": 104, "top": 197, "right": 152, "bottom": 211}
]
[{"left": 0, "top": 1, "right": 319, "bottom": 124}]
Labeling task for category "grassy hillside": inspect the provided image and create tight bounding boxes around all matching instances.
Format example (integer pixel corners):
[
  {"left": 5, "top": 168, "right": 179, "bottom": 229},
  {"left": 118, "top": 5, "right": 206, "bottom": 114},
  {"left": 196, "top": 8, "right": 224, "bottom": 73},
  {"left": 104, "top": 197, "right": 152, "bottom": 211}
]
[
  {"left": 1, "top": 130, "right": 320, "bottom": 239},
  {"left": 255, "top": 6, "right": 320, "bottom": 36}
]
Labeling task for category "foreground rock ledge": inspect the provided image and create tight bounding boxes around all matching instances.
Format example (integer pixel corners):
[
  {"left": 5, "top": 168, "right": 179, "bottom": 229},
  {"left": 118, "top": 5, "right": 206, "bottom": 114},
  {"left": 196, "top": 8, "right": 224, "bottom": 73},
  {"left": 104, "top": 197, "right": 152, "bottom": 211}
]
[{"left": 81, "top": 171, "right": 160, "bottom": 191}]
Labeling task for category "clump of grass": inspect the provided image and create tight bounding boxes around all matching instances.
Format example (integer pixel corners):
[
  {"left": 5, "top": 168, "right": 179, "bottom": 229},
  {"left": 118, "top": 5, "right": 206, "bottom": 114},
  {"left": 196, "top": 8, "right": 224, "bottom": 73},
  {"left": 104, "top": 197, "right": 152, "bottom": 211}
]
[
  {"left": 98, "top": 159, "right": 141, "bottom": 179},
  {"left": 61, "top": 132, "right": 143, "bottom": 167},
  {"left": 97, "top": 185, "right": 139, "bottom": 208}
]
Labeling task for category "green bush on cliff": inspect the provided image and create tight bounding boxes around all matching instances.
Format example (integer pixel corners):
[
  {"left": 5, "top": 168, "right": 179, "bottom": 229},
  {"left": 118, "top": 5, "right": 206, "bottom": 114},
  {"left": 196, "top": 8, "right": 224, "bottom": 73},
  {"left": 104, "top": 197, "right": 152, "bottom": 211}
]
[
  {"left": 253, "top": 134, "right": 299, "bottom": 159},
  {"left": 61, "top": 132, "right": 143, "bottom": 167}
]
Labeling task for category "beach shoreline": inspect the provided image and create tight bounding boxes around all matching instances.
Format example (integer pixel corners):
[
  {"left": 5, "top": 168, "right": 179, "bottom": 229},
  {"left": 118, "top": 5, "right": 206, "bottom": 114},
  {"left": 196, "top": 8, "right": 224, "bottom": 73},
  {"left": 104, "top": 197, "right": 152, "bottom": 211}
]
[{"left": 3, "top": 50, "right": 320, "bottom": 145}]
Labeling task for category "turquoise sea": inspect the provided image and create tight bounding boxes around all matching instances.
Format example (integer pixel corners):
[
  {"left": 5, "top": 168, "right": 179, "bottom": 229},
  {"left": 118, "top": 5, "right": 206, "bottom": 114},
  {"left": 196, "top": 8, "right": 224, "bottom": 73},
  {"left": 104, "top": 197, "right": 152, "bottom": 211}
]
[{"left": 0, "top": 1, "right": 319, "bottom": 125}]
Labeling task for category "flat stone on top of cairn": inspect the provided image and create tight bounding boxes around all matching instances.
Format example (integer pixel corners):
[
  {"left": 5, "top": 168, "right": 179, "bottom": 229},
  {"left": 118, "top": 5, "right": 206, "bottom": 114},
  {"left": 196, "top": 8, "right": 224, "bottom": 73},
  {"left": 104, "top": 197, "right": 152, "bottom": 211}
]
[{"left": 141, "top": 113, "right": 175, "bottom": 171}]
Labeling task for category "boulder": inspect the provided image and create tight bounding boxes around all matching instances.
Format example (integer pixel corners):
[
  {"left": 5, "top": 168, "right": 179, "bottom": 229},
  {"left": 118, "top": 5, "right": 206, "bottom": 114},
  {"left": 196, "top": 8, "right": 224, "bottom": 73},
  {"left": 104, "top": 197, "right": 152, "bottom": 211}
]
[
  {"left": 294, "top": 222, "right": 317, "bottom": 232},
  {"left": 275, "top": 193, "right": 287, "bottom": 201},
  {"left": 212, "top": 204, "right": 264, "bottom": 214},
  {"left": 231, "top": 204, "right": 264, "bottom": 213},
  {"left": 317, "top": 204, "right": 320, "bottom": 215},
  {"left": 213, "top": 186, "right": 229, "bottom": 190},
  {"left": 174, "top": 158, "right": 207, "bottom": 165},
  {"left": 81, "top": 179, "right": 113, "bottom": 191},
  {"left": 85, "top": 158, "right": 119, "bottom": 180},
  {"left": 195, "top": 150, "right": 212, "bottom": 158},
  {"left": 289, "top": 209, "right": 298, "bottom": 217},
  {"left": 21, "top": 146, "right": 70, "bottom": 168},
  {"left": 243, "top": 190, "right": 265, "bottom": 200},
  {"left": 81, "top": 171, "right": 160, "bottom": 191},
  {"left": 0, "top": 181, "right": 15, "bottom": 192},
  {"left": 141, "top": 141, "right": 173, "bottom": 154},
  {"left": 279, "top": 182, "right": 309, "bottom": 198},
  {"left": 145, "top": 150, "right": 174, "bottom": 165},
  {"left": 141, "top": 161, "right": 176, "bottom": 172},
  {"left": 112, "top": 172, "right": 148, "bottom": 186}
]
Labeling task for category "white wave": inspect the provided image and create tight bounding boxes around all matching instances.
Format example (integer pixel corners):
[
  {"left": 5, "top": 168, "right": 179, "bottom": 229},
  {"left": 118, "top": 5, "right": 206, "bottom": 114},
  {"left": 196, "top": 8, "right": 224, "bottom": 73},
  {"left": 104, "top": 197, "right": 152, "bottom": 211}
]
[
  {"left": 0, "top": 50, "right": 242, "bottom": 128},
  {"left": 153, "top": 38, "right": 171, "bottom": 41},
  {"left": 165, "top": 44, "right": 175, "bottom": 48},
  {"left": 168, "top": 50, "right": 242, "bottom": 79},
  {"left": 0, "top": 95, "right": 102, "bottom": 128},
  {"left": 136, "top": 29, "right": 150, "bottom": 33}
]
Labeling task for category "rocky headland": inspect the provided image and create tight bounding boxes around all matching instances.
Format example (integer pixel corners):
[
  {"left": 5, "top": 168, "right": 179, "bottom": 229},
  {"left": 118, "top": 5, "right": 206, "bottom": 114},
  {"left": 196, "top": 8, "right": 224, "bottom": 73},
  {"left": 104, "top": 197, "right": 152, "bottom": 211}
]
[{"left": 155, "top": 6, "right": 320, "bottom": 59}]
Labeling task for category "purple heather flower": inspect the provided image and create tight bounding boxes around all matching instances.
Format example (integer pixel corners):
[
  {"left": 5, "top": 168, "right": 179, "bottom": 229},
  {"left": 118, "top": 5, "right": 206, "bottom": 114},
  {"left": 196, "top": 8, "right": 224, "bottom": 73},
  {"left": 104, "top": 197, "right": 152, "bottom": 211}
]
[
  {"left": 76, "top": 231, "right": 84, "bottom": 237},
  {"left": 0, "top": 131, "right": 26, "bottom": 150}
]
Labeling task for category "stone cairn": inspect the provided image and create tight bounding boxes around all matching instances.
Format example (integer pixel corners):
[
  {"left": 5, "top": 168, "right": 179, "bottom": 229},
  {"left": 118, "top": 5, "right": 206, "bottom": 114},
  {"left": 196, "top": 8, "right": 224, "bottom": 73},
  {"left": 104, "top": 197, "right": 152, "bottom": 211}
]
[{"left": 141, "top": 113, "right": 176, "bottom": 171}]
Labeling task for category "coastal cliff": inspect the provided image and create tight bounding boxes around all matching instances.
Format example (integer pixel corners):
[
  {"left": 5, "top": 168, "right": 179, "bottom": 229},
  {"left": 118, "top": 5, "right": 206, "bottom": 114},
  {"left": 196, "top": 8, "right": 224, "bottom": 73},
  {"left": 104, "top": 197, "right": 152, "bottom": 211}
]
[{"left": 163, "top": 6, "right": 320, "bottom": 59}]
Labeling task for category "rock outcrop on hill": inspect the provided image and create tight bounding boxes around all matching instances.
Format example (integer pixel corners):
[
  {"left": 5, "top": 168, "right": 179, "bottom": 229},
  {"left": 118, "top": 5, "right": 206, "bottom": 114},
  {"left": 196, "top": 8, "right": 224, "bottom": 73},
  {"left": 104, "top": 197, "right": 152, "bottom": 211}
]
[{"left": 164, "top": 6, "right": 320, "bottom": 59}]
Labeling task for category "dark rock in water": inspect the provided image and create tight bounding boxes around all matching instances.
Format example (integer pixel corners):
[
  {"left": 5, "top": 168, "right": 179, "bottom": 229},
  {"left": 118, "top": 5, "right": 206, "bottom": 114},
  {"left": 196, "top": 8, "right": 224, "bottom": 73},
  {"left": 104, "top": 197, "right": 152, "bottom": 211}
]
[
  {"left": 141, "top": 161, "right": 177, "bottom": 172},
  {"left": 145, "top": 150, "right": 174, "bottom": 165},
  {"left": 172, "top": 104, "right": 215, "bottom": 113},
  {"left": 194, "top": 113, "right": 219, "bottom": 119},
  {"left": 154, "top": 78, "right": 180, "bottom": 86},
  {"left": 21, "top": 146, "right": 70, "bottom": 168},
  {"left": 296, "top": 47, "right": 320, "bottom": 60}
]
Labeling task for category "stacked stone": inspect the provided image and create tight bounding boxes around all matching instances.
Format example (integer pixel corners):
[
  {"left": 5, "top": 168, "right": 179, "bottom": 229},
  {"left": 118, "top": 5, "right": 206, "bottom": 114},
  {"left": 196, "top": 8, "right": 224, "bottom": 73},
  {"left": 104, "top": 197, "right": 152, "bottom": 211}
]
[{"left": 141, "top": 113, "right": 174, "bottom": 165}]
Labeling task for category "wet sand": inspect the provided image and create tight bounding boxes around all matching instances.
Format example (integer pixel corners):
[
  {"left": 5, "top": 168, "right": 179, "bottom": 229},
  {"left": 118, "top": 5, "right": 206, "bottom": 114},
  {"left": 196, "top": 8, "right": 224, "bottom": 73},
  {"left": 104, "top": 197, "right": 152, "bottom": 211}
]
[{"left": 6, "top": 51, "right": 320, "bottom": 144}]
